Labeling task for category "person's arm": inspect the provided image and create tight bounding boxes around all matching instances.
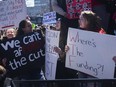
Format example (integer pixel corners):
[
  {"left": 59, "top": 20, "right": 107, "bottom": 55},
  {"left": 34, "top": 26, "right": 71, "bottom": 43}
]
[{"left": 51, "top": 0, "right": 67, "bottom": 17}]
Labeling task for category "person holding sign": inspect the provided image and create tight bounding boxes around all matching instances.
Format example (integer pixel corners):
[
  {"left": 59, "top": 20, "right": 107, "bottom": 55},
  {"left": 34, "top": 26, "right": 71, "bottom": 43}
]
[
  {"left": 77, "top": 10, "right": 106, "bottom": 72},
  {"left": 54, "top": 10, "right": 106, "bottom": 86},
  {"left": 0, "top": 28, "right": 17, "bottom": 87},
  {"left": 64, "top": 10, "right": 106, "bottom": 87},
  {"left": 15, "top": 19, "right": 45, "bottom": 87},
  {"left": 77, "top": 10, "right": 106, "bottom": 79},
  {"left": 0, "top": 19, "right": 45, "bottom": 87},
  {"left": 54, "top": 19, "right": 78, "bottom": 80},
  {"left": 0, "top": 28, "right": 17, "bottom": 73}
]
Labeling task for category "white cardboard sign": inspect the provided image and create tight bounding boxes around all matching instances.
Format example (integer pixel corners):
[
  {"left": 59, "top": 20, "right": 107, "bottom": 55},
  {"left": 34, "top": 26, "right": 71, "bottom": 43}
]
[
  {"left": 0, "top": 0, "right": 27, "bottom": 30},
  {"left": 26, "top": 0, "right": 34, "bottom": 7},
  {"left": 66, "top": 28, "right": 116, "bottom": 79},
  {"left": 43, "top": 11, "right": 56, "bottom": 24},
  {"left": 45, "top": 29, "right": 60, "bottom": 80}
]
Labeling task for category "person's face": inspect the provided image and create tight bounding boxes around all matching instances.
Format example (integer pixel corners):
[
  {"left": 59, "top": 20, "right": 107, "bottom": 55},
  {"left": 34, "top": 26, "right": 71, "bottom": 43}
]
[
  {"left": 23, "top": 20, "right": 32, "bottom": 34},
  {"left": 6, "top": 29, "right": 16, "bottom": 39},
  {"left": 55, "top": 20, "right": 61, "bottom": 30},
  {"left": 78, "top": 15, "right": 88, "bottom": 30}
]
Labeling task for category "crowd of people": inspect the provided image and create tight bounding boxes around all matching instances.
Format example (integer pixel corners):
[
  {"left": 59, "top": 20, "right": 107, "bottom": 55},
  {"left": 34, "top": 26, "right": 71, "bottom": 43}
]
[{"left": 0, "top": 0, "right": 116, "bottom": 87}]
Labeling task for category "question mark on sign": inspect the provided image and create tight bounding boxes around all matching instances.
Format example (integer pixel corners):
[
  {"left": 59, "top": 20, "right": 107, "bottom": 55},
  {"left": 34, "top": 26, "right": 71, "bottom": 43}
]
[{"left": 97, "top": 64, "right": 104, "bottom": 74}]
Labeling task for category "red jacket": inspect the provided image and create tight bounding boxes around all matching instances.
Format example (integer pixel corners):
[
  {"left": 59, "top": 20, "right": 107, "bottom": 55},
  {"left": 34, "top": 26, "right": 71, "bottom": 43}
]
[{"left": 99, "top": 28, "right": 106, "bottom": 34}]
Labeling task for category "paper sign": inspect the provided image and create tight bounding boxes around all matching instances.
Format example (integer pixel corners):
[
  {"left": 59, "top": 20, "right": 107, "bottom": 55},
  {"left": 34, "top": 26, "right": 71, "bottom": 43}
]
[
  {"left": 0, "top": 0, "right": 27, "bottom": 30},
  {"left": 45, "top": 29, "right": 60, "bottom": 80},
  {"left": 66, "top": 28, "right": 116, "bottom": 79},
  {"left": 43, "top": 11, "right": 56, "bottom": 24},
  {"left": 0, "top": 31, "right": 45, "bottom": 77},
  {"left": 26, "top": 0, "right": 35, "bottom": 7}
]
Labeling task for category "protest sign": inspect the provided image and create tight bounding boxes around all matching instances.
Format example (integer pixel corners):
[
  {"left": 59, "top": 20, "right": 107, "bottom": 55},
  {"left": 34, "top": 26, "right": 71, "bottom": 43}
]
[
  {"left": 26, "top": 0, "right": 35, "bottom": 7},
  {"left": 0, "top": 0, "right": 27, "bottom": 30},
  {"left": 43, "top": 11, "right": 56, "bottom": 24},
  {"left": 66, "top": 0, "right": 91, "bottom": 19},
  {"left": 45, "top": 29, "right": 60, "bottom": 80},
  {"left": 0, "top": 31, "right": 45, "bottom": 77},
  {"left": 66, "top": 28, "right": 116, "bottom": 79}
]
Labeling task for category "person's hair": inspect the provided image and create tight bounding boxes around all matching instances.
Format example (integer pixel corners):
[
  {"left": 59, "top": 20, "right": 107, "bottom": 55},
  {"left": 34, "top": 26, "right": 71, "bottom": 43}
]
[
  {"left": 81, "top": 11, "right": 102, "bottom": 32},
  {"left": 16, "top": 20, "right": 28, "bottom": 36}
]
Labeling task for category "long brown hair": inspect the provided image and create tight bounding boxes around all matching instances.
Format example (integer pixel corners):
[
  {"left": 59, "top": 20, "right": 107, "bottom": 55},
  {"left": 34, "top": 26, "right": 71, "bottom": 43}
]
[
  {"left": 16, "top": 20, "right": 27, "bottom": 36},
  {"left": 80, "top": 11, "right": 102, "bottom": 32}
]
